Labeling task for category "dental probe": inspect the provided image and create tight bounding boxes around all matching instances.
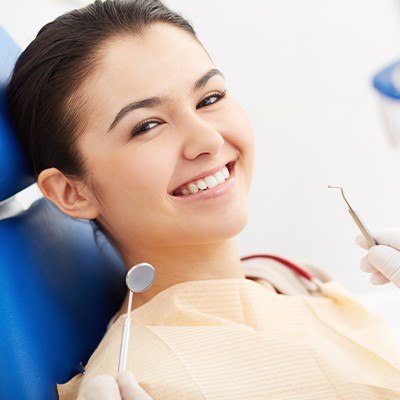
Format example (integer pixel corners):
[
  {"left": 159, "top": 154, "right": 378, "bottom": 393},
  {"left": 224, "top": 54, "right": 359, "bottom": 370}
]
[
  {"left": 327, "top": 185, "right": 378, "bottom": 247},
  {"left": 118, "top": 262, "right": 155, "bottom": 372}
]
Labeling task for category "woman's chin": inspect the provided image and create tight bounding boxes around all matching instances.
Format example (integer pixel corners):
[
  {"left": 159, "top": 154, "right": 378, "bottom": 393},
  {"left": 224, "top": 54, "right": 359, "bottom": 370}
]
[{"left": 180, "top": 205, "right": 249, "bottom": 242}]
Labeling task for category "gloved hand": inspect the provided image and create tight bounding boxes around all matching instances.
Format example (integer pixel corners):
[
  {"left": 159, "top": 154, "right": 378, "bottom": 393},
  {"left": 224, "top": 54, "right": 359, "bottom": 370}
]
[
  {"left": 355, "top": 228, "right": 400, "bottom": 288},
  {"left": 83, "top": 369, "right": 153, "bottom": 400}
]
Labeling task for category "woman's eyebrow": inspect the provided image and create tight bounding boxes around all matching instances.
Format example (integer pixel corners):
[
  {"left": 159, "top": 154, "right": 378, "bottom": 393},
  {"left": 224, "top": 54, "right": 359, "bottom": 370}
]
[{"left": 107, "top": 68, "right": 225, "bottom": 133}]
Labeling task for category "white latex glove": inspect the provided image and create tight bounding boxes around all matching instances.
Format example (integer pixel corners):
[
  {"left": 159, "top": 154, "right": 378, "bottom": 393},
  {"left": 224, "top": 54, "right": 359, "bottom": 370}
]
[
  {"left": 355, "top": 228, "right": 400, "bottom": 288},
  {"left": 83, "top": 370, "right": 153, "bottom": 400}
]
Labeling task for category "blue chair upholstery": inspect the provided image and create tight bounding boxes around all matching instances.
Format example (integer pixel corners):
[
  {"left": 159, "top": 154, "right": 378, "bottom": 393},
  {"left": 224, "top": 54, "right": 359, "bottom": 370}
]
[
  {"left": 0, "top": 26, "right": 35, "bottom": 202},
  {"left": 0, "top": 26, "right": 126, "bottom": 400}
]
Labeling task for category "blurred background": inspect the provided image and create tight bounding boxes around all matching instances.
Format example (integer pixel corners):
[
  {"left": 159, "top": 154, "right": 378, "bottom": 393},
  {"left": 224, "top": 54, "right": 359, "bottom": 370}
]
[{"left": 1, "top": 0, "right": 400, "bottom": 337}]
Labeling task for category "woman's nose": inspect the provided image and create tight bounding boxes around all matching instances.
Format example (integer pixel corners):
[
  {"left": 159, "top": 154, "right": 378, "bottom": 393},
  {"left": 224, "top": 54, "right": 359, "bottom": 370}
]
[{"left": 179, "top": 111, "right": 225, "bottom": 159}]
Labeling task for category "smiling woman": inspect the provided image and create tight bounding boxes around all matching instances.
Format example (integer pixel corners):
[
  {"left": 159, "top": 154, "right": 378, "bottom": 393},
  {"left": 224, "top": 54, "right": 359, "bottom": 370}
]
[
  {"left": 6, "top": 0, "right": 400, "bottom": 399},
  {"left": 7, "top": 0, "right": 255, "bottom": 260}
]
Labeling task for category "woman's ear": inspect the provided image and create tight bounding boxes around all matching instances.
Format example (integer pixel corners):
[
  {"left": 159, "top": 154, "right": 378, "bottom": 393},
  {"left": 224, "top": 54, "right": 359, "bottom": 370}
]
[{"left": 37, "top": 167, "right": 100, "bottom": 220}]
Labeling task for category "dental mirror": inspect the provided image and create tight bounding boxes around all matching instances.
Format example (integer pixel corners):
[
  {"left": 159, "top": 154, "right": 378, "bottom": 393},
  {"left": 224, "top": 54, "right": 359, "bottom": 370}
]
[
  {"left": 118, "top": 262, "right": 155, "bottom": 372},
  {"left": 126, "top": 262, "right": 155, "bottom": 293}
]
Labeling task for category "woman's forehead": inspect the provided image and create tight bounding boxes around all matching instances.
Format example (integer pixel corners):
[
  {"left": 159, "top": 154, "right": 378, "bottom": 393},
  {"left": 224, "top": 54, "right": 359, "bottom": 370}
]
[{"left": 94, "top": 24, "right": 212, "bottom": 91}]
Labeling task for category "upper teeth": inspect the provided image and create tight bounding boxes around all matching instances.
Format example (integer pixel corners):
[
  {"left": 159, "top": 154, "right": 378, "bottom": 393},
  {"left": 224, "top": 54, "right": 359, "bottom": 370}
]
[{"left": 176, "top": 165, "right": 230, "bottom": 196}]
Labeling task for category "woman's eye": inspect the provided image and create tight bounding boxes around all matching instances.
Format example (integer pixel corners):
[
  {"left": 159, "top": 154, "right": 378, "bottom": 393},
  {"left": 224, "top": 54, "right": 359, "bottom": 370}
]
[
  {"left": 130, "top": 90, "right": 226, "bottom": 138},
  {"left": 196, "top": 90, "right": 226, "bottom": 109},
  {"left": 130, "top": 120, "right": 160, "bottom": 138}
]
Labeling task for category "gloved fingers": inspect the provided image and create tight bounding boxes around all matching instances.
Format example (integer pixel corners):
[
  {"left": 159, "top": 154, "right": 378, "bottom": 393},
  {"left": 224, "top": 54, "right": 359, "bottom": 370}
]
[
  {"left": 83, "top": 375, "right": 122, "bottom": 400},
  {"left": 359, "top": 254, "right": 376, "bottom": 273},
  {"left": 369, "top": 270, "right": 391, "bottom": 285},
  {"left": 360, "top": 254, "right": 391, "bottom": 285},
  {"left": 117, "top": 370, "right": 154, "bottom": 400},
  {"left": 373, "top": 227, "right": 400, "bottom": 250},
  {"left": 369, "top": 245, "right": 400, "bottom": 287},
  {"left": 355, "top": 228, "right": 400, "bottom": 250}
]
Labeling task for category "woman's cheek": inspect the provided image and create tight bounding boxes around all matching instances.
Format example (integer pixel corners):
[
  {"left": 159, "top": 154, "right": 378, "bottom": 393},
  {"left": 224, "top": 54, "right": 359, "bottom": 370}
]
[
  {"left": 225, "top": 104, "right": 254, "bottom": 150},
  {"left": 227, "top": 103, "right": 255, "bottom": 189}
]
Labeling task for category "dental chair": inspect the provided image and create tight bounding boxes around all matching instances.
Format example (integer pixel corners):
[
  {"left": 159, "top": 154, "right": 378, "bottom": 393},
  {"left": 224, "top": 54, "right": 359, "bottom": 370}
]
[{"left": 0, "top": 26, "right": 126, "bottom": 400}]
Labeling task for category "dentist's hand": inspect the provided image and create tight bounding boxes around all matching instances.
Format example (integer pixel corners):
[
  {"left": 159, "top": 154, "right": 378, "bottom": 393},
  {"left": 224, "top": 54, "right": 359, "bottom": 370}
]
[
  {"left": 83, "top": 370, "right": 153, "bottom": 400},
  {"left": 355, "top": 228, "right": 400, "bottom": 288}
]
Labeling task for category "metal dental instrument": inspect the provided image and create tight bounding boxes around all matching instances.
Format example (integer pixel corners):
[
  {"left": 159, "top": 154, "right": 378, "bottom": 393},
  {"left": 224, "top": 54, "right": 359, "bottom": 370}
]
[
  {"left": 118, "top": 262, "right": 155, "bottom": 372},
  {"left": 328, "top": 185, "right": 378, "bottom": 247}
]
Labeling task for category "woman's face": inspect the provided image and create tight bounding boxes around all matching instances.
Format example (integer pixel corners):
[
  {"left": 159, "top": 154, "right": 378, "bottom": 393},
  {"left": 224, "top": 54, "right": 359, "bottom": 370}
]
[{"left": 77, "top": 23, "right": 255, "bottom": 254}]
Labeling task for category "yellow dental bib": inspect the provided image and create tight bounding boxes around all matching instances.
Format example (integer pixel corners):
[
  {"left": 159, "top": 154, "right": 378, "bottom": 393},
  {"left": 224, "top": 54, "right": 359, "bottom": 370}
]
[{"left": 57, "top": 261, "right": 400, "bottom": 400}]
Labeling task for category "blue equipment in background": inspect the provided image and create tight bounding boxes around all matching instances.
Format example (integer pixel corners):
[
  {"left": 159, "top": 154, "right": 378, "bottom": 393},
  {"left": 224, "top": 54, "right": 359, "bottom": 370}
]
[{"left": 372, "top": 60, "right": 400, "bottom": 146}]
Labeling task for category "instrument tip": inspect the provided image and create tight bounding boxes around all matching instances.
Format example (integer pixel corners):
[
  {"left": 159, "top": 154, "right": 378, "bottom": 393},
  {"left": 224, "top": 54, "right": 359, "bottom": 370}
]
[{"left": 327, "top": 185, "right": 342, "bottom": 189}]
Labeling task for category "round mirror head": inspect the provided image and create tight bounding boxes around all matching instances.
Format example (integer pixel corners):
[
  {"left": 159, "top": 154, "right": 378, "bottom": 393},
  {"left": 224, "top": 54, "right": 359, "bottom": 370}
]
[{"left": 126, "top": 263, "right": 155, "bottom": 293}]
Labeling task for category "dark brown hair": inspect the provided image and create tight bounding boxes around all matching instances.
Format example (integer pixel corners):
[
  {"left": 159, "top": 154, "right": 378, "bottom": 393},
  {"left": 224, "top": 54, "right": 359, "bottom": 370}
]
[{"left": 6, "top": 0, "right": 198, "bottom": 243}]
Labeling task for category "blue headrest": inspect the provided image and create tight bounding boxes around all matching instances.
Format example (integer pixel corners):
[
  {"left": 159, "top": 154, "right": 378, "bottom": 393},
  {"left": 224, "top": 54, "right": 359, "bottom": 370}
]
[
  {"left": 0, "top": 26, "right": 35, "bottom": 202},
  {"left": 0, "top": 198, "right": 126, "bottom": 399},
  {"left": 0, "top": 26, "right": 127, "bottom": 400}
]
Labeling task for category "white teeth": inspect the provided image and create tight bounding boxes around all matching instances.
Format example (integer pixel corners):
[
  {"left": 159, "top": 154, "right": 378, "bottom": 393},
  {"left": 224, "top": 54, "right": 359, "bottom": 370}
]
[
  {"left": 214, "top": 171, "right": 225, "bottom": 184},
  {"left": 175, "top": 164, "right": 232, "bottom": 196},
  {"left": 188, "top": 183, "right": 199, "bottom": 194},
  {"left": 204, "top": 175, "right": 218, "bottom": 188},
  {"left": 195, "top": 179, "right": 207, "bottom": 190}
]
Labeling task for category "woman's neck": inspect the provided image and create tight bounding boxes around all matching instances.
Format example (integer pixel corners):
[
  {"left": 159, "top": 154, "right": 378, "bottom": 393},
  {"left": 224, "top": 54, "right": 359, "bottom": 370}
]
[{"left": 117, "top": 238, "right": 246, "bottom": 317}]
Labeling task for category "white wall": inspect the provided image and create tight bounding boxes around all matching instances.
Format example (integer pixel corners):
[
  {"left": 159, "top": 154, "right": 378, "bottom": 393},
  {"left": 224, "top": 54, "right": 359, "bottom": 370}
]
[{"left": 2, "top": 0, "right": 400, "bottom": 302}]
